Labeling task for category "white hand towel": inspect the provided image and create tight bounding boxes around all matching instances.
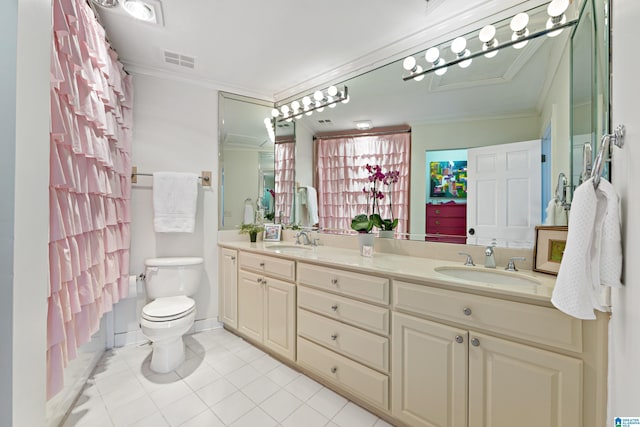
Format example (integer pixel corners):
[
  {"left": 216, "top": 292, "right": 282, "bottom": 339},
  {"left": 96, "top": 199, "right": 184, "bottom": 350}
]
[
  {"left": 551, "top": 177, "right": 623, "bottom": 319},
  {"left": 544, "top": 198, "right": 568, "bottom": 226},
  {"left": 243, "top": 201, "right": 254, "bottom": 225},
  {"left": 305, "top": 186, "right": 319, "bottom": 225},
  {"left": 153, "top": 172, "right": 199, "bottom": 233}
]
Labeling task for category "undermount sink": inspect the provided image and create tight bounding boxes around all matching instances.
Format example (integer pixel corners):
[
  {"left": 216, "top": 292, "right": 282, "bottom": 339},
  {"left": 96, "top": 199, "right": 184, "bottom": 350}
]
[
  {"left": 264, "top": 244, "right": 313, "bottom": 254},
  {"left": 435, "top": 266, "right": 540, "bottom": 287}
]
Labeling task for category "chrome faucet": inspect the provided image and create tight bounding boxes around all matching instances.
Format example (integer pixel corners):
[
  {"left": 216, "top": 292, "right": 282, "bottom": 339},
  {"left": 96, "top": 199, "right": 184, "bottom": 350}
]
[
  {"left": 484, "top": 245, "right": 496, "bottom": 268},
  {"left": 295, "top": 231, "right": 312, "bottom": 245},
  {"left": 458, "top": 252, "right": 475, "bottom": 266},
  {"left": 505, "top": 257, "right": 526, "bottom": 272}
]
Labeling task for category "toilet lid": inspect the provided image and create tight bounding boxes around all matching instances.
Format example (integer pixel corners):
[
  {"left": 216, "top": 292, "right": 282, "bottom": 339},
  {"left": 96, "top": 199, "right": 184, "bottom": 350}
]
[{"left": 142, "top": 296, "right": 195, "bottom": 321}]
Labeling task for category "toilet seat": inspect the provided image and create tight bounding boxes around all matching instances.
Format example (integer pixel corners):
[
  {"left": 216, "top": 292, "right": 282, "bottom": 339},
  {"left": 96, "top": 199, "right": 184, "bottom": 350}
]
[{"left": 142, "top": 296, "right": 195, "bottom": 322}]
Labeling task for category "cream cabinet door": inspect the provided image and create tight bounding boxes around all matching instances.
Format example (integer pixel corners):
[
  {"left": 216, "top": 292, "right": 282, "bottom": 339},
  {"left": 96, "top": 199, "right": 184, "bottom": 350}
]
[
  {"left": 238, "top": 271, "right": 264, "bottom": 343},
  {"left": 468, "top": 332, "right": 582, "bottom": 427},
  {"left": 392, "top": 312, "right": 468, "bottom": 427},
  {"left": 219, "top": 248, "right": 238, "bottom": 329},
  {"left": 263, "top": 277, "right": 296, "bottom": 361}
]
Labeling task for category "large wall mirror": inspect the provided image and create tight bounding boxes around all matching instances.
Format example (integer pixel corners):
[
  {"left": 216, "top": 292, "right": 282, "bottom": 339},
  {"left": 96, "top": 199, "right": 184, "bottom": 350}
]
[{"left": 282, "top": 0, "right": 610, "bottom": 248}]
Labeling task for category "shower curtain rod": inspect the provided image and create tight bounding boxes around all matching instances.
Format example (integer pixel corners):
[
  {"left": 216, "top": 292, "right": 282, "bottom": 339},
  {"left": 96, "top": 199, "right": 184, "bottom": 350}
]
[{"left": 313, "top": 125, "right": 411, "bottom": 140}]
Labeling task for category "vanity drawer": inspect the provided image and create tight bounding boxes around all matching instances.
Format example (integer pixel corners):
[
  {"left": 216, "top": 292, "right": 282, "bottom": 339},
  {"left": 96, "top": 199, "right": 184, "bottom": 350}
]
[
  {"left": 298, "top": 337, "right": 389, "bottom": 410},
  {"left": 426, "top": 216, "right": 466, "bottom": 229},
  {"left": 298, "top": 286, "right": 390, "bottom": 335},
  {"left": 298, "top": 308, "right": 389, "bottom": 372},
  {"left": 298, "top": 263, "right": 389, "bottom": 305},
  {"left": 239, "top": 251, "right": 295, "bottom": 282},
  {"left": 394, "top": 281, "right": 583, "bottom": 353}
]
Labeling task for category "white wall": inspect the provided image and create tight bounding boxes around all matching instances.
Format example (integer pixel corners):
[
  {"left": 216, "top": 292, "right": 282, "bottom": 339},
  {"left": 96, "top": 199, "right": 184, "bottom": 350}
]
[
  {"left": 117, "top": 73, "right": 219, "bottom": 343},
  {"left": 410, "top": 115, "right": 541, "bottom": 236},
  {"left": 0, "top": 0, "right": 51, "bottom": 425},
  {"left": 609, "top": 0, "right": 640, "bottom": 422}
]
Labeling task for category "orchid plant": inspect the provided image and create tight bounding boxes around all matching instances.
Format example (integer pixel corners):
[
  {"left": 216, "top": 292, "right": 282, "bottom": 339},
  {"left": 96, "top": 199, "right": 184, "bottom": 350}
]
[{"left": 351, "top": 164, "right": 400, "bottom": 233}]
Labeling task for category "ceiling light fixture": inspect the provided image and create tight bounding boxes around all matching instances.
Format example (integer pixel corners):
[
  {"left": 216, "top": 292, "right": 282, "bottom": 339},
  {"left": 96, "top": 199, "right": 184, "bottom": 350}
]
[
  {"left": 546, "top": 0, "right": 569, "bottom": 37},
  {"left": 354, "top": 120, "right": 373, "bottom": 130},
  {"left": 123, "top": 0, "right": 161, "bottom": 23},
  {"left": 92, "top": 0, "right": 119, "bottom": 7},
  {"left": 274, "top": 86, "right": 349, "bottom": 122}
]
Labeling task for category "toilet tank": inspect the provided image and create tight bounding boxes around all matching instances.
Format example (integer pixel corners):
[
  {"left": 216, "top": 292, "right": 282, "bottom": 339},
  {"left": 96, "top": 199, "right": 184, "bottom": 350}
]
[{"left": 144, "top": 257, "right": 203, "bottom": 299}]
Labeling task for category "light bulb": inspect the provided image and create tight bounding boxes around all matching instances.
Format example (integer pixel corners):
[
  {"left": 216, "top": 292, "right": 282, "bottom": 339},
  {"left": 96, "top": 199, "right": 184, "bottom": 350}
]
[
  {"left": 425, "top": 47, "right": 440, "bottom": 64},
  {"left": 291, "top": 100, "right": 300, "bottom": 111},
  {"left": 510, "top": 13, "right": 530, "bottom": 49},
  {"left": 341, "top": 95, "right": 350, "bottom": 104},
  {"left": 280, "top": 105, "right": 290, "bottom": 115},
  {"left": 546, "top": 15, "right": 567, "bottom": 37},
  {"left": 327, "top": 86, "right": 338, "bottom": 97},
  {"left": 263, "top": 117, "right": 271, "bottom": 125},
  {"left": 435, "top": 65, "right": 447, "bottom": 76},
  {"left": 402, "top": 56, "right": 417, "bottom": 71},
  {"left": 313, "top": 90, "right": 324, "bottom": 102},
  {"left": 547, "top": 0, "right": 569, "bottom": 18},
  {"left": 412, "top": 65, "right": 425, "bottom": 81},
  {"left": 316, "top": 106, "right": 324, "bottom": 112},
  {"left": 304, "top": 106, "right": 312, "bottom": 116},
  {"left": 271, "top": 108, "right": 280, "bottom": 118},
  {"left": 451, "top": 37, "right": 467, "bottom": 55},
  {"left": 286, "top": 117, "right": 293, "bottom": 122},
  {"left": 512, "top": 31, "right": 529, "bottom": 49},
  {"left": 327, "top": 95, "right": 336, "bottom": 107},
  {"left": 302, "top": 96, "right": 312, "bottom": 106},
  {"left": 480, "top": 25, "right": 499, "bottom": 58}
]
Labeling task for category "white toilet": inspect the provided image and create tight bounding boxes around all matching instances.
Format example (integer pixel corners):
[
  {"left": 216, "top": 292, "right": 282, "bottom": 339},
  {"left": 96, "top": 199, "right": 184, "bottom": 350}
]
[{"left": 140, "top": 256, "right": 203, "bottom": 373}]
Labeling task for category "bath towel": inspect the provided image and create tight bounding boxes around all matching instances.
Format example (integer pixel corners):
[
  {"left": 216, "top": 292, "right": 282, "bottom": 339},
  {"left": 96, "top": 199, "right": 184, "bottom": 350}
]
[
  {"left": 153, "top": 172, "right": 199, "bottom": 233},
  {"left": 243, "top": 199, "right": 255, "bottom": 225},
  {"left": 551, "top": 177, "right": 622, "bottom": 319},
  {"left": 305, "top": 186, "right": 319, "bottom": 225},
  {"left": 544, "top": 198, "right": 568, "bottom": 226}
]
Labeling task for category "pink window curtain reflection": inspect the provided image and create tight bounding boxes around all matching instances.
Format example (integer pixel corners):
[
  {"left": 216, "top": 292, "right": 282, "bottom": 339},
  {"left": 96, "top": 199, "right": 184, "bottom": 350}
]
[
  {"left": 316, "top": 132, "right": 410, "bottom": 234},
  {"left": 275, "top": 142, "right": 295, "bottom": 223},
  {"left": 48, "top": 0, "right": 133, "bottom": 399}
]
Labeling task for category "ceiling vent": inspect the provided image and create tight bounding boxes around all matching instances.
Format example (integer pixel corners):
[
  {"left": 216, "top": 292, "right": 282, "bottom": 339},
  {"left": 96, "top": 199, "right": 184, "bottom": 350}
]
[
  {"left": 317, "top": 119, "right": 333, "bottom": 125},
  {"left": 164, "top": 51, "right": 195, "bottom": 69}
]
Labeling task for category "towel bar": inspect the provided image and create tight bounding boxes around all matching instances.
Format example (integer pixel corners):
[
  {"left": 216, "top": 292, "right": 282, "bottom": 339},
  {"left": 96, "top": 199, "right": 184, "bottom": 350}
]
[
  {"left": 131, "top": 167, "right": 212, "bottom": 187},
  {"left": 591, "top": 125, "right": 625, "bottom": 189}
]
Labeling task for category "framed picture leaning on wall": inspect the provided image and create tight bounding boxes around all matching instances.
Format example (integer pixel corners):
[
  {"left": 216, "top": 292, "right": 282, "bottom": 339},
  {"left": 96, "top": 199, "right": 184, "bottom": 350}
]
[{"left": 533, "top": 226, "right": 569, "bottom": 275}]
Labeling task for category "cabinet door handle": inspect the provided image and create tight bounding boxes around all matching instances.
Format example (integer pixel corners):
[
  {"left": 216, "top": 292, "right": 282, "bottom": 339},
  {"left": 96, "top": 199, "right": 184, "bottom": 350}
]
[
  {"left": 463, "top": 307, "right": 472, "bottom": 316},
  {"left": 331, "top": 367, "right": 338, "bottom": 374},
  {"left": 455, "top": 335, "right": 464, "bottom": 344},
  {"left": 257, "top": 278, "right": 262, "bottom": 284},
  {"left": 331, "top": 278, "right": 338, "bottom": 285},
  {"left": 331, "top": 333, "right": 338, "bottom": 341},
  {"left": 259, "top": 262, "right": 265, "bottom": 267},
  {"left": 471, "top": 337, "right": 480, "bottom": 347},
  {"left": 331, "top": 304, "right": 338, "bottom": 311},
  {"left": 262, "top": 279, "right": 267, "bottom": 285},
  {"left": 231, "top": 256, "right": 236, "bottom": 261}
]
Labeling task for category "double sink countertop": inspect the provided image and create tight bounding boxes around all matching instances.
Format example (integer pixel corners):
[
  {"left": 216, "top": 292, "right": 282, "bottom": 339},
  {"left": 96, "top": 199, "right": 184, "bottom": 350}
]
[{"left": 219, "top": 240, "right": 558, "bottom": 306}]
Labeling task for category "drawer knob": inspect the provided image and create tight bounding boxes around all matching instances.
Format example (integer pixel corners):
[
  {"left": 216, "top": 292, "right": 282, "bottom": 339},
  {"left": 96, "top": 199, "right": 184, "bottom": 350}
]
[
  {"left": 331, "top": 304, "right": 338, "bottom": 311},
  {"left": 471, "top": 337, "right": 480, "bottom": 347},
  {"left": 231, "top": 256, "right": 236, "bottom": 261},
  {"left": 331, "top": 333, "right": 338, "bottom": 341},
  {"left": 455, "top": 335, "right": 464, "bottom": 344},
  {"left": 435, "top": 209, "right": 441, "bottom": 214},
  {"left": 259, "top": 262, "right": 265, "bottom": 267},
  {"left": 331, "top": 278, "right": 338, "bottom": 285},
  {"left": 435, "top": 220, "right": 440, "bottom": 225},
  {"left": 463, "top": 307, "right": 472, "bottom": 316},
  {"left": 257, "top": 278, "right": 262, "bottom": 284},
  {"left": 331, "top": 366, "right": 338, "bottom": 374}
]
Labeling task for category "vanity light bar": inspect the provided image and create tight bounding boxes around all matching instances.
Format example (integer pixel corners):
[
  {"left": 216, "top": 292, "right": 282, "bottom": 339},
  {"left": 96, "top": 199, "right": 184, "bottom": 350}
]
[
  {"left": 402, "top": 14, "right": 577, "bottom": 81},
  {"left": 274, "top": 86, "right": 349, "bottom": 122}
]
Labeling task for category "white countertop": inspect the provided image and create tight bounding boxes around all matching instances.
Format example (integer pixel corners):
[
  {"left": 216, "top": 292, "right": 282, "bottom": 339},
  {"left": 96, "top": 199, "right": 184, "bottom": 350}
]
[{"left": 219, "top": 241, "right": 558, "bottom": 306}]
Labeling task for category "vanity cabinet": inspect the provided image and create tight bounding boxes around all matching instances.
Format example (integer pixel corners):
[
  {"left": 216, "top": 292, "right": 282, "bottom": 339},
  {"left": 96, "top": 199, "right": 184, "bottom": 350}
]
[
  {"left": 392, "top": 281, "right": 584, "bottom": 427},
  {"left": 219, "top": 248, "right": 238, "bottom": 329},
  {"left": 237, "top": 253, "right": 296, "bottom": 361},
  {"left": 297, "top": 262, "right": 391, "bottom": 410}
]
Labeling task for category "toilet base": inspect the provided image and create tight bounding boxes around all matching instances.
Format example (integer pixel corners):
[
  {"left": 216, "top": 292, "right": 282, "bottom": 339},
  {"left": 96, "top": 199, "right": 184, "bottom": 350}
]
[{"left": 150, "top": 336, "right": 185, "bottom": 373}]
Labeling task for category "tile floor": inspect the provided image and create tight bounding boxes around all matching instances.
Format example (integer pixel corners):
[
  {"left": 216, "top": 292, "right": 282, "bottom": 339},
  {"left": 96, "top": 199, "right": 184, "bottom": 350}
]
[{"left": 62, "top": 328, "right": 395, "bottom": 427}]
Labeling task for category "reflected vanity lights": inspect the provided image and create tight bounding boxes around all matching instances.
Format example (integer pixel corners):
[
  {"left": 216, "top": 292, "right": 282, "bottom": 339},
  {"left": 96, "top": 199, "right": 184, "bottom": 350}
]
[
  {"left": 272, "top": 85, "right": 349, "bottom": 122},
  {"left": 401, "top": 0, "right": 573, "bottom": 81}
]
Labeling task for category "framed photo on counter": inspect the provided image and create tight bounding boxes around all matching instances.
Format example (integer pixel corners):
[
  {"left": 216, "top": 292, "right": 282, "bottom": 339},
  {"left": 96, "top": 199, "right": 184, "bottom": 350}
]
[
  {"left": 263, "top": 223, "right": 282, "bottom": 242},
  {"left": 533, "top": 226, "right": 569, "bottom": 275}
]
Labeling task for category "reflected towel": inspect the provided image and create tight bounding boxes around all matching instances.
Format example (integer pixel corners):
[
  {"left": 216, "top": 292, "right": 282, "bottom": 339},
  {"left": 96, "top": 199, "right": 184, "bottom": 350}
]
[
  {"left": 305, "top": 186, "right": 319, "bottom": 225},
  {"left": 544, "top": 198, "right": 568, "bottom": 226},
  {"left": 153, "top": 172, "right": 199, "bottom": 233},
  {"left": 551, "top": 177, "right": 622, "bottom": 319},
  {"left": 243, "top": 201, "right": 254, "bottom": 225}
]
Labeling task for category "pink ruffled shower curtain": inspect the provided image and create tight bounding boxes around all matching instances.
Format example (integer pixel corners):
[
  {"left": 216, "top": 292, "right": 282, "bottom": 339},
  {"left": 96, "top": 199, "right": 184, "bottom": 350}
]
[
  {"left": 275, "top": 142, "right": 295, "bottom": 223},
  {"left": 316, "top": 132, "right": 410, "bottom": 234},
  {"left": 48, "top": 0, "right": 133, "bottom": 399}
]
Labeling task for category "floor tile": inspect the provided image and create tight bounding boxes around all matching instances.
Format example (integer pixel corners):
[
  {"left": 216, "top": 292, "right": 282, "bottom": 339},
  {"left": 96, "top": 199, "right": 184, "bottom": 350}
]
[
  {"left": 177, "top": 360, "right": 221, "bottom": 392},
  {"left": 101, "top": 379, "right": 147, "bottom": 411},
  {"left": 265, "top": 363, "right": 300, "bottom": 387},
  {"left": 225, "top": 364, "right": 262, "bottom": 389},
  {"left": 210, "top": 391, "right": 256, "bottom": 425},
  {"left": 374, "top": 418, "right": 395, "bottom": 427},
  {"left": 249, "top": 354, "right": 282, "bottom": 374},
  {"left": 229, "top": 407, "right": 278, "bottom": 427},
  {"left": 177, "top": 409, "right": 225, "bottom": 427},
  {"left": 159, "top": 393, "right": 208, "bottom": 427},
  {"left": 234, "top": 345, "right": 266, "bottom": 362},
  {"left": 129, "top": 411, "right": 170, "bottom": 427},
  {"left": 62, "top": 399, "right": 113, "bottom": 427},
  {"left": 281, "top": 404, "right": 329, "bottom": 427},
  {"left": 241, "top": 376, "right": 281, "bottom": 404},
  {"left": 208, "top": 353, "right": 246, "bottom": 376},
  {"left": 332, "top": 402, "right": 378, "bottom": 427},
  {"left": 260, "top": 389, "right": 303, "bottom": 423},
  {"left": 108, "top": 394, "right": 158, "bottom": 427},
  {"left": 284, "top": 375, "right": 323, "bottom": 402},
  {"left": 306, "top": 387, "right": 348, "bottom": 419},
  {"left": 94, "top": 369, "right": 141, "bottom": 397},
  {"left": 149, "top": 380, "right": 193, "bottom": 407},
  {"left": 196, "top": 377, "right": 238, "bottom": 407}
]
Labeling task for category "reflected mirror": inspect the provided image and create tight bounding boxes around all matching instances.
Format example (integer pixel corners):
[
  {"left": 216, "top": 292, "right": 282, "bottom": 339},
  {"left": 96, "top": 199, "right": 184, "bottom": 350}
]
[{"left": 282, "top": 0, "right": 608, "bottom": 247}]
